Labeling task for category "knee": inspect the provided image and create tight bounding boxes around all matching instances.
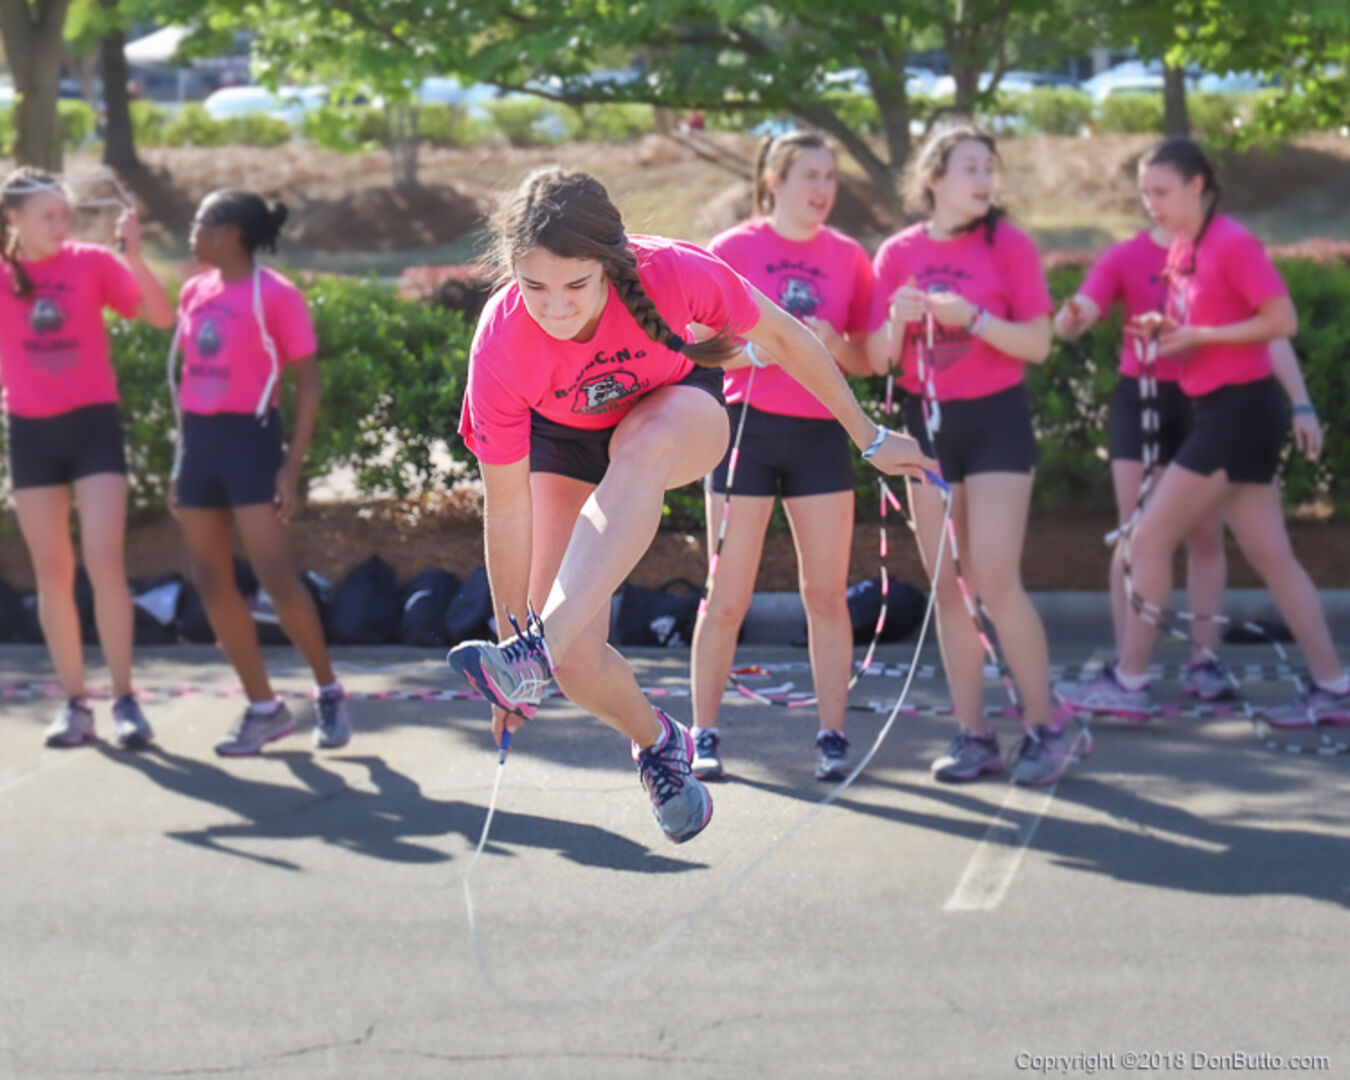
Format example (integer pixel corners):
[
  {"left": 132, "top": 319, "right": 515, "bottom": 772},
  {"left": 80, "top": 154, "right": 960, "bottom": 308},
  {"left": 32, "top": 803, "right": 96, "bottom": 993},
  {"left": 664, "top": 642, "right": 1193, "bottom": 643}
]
[
  {"left": 33, "top": 545, "right": 76, "bottom": 591},
  {"left": 1129, "top": 522, "right": 1176, "bottom": 569},
  {"left": 253, "top": 560, "right": 298, "bottom": 602},
  {"left": 609, "top": 414, "right": 676, "bottom": 471},
  {"left": 1185, "top": 522, "right": 1225, "bottom": 562},
  {"left": 82, "top": 544, "right": 125, "bottom": 589},
  {"left": 971, "top": 571, "right": 1023, "bottom": 621},
  {"left": 799, "top": 579, "right": 847, "bottom": 620},
  {"left": 192, "top": 560, "right": 237, "bottom": 602},
  {"left": 702, "top": 586, "right": 752, "bottom": 629}
]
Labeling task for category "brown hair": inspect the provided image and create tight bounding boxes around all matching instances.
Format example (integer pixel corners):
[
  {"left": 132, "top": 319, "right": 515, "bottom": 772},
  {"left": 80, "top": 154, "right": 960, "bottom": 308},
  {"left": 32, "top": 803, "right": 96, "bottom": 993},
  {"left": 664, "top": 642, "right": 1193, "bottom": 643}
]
[
  {"left": 1140, "top": 136, "right": 1220, "bottom": 275},
  {"left": 904, "top": 124, "right": 1006, "bottom": 244},
  {"left": 489, "top": 166, "right": 740, "bottom": 367},
  {"left": 752, "top": 131, "right": 833, "bottom": 216},
  {"left": 2, "top": 167, "right": 66, "bottom": 300}
]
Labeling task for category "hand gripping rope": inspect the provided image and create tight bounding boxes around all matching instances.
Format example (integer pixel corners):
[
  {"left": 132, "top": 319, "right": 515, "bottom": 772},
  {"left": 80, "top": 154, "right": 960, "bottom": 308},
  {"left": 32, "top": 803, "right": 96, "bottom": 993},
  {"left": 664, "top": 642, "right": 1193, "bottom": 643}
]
[
  {"left": 909, "top": 311, "right": 1024, "bottom": 722},
  {"left": 458, "top": 491, "right": 955, "bottom": 1011},
  {"left": 697, "top": 362, "right": 900, "bottom": 708},
  {"left": 1108, "top": 332, "right": 1346, "bottom": 756}
]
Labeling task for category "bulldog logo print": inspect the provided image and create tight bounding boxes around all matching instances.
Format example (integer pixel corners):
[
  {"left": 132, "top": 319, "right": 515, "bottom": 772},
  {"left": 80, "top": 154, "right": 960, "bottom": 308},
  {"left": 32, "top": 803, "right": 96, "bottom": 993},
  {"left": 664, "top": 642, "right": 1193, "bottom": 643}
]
[
  {"left": 778, "top": 275, "right": 820, "bottom": 319},
  {"left": 28, "top": 297, "right": 66, "bottom": 334},
  {"left": 574, "top": 370, "right": 643, "bottom": 414},
  {"left": 195, "top": 318, "right": 223, "bottom": 358}
]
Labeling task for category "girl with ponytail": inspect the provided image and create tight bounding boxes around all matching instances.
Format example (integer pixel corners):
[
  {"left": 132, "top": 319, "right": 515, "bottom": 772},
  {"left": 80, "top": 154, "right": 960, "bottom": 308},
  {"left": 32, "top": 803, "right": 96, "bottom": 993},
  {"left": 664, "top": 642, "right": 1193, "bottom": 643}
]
[
  {"left": 864, "top": 125, "right": 1067, "bottom": 786},
  {"left": 1, "top": 167, "right": 172, "bottom": 750},
  {"left": 689, "top": 132, "right": 877, "bottom": 783},
  {"left": 1057, "top": 137, "right": 1350, "bottom": 727},
  {"left": 169, "top": 189, "right": 350, "bottom": 756},
  {"left": 449, "top": 166, "right": 934, "bottom": 844}
]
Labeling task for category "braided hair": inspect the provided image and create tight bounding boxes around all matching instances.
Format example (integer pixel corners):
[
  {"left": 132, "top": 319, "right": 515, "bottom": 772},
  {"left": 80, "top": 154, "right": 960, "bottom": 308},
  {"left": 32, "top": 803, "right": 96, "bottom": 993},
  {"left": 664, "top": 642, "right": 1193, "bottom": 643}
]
[
  {"left": 2, "top": 167, "right": 67, "bottom": 300},
  {"left": 490, "top": 167, "right": 740, "bottom": 367},
  {"left": 905, "top": 124, "right": 1007, "bottom": 244},
  {"left": 196, "top": 189, "right": 288, "bottom": 255},
  {"left": 752, "top": 131, "right": 832, "bottom": 217},
  {"left": 1140, "top": 137, "right": 1220, "bottom": 275}
]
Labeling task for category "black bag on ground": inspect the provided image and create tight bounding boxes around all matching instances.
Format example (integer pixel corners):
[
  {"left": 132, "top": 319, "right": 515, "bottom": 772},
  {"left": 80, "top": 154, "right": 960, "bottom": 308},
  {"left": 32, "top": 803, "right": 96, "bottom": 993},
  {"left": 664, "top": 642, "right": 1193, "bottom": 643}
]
[
  {"left": 445, "top": 565, "right": 493, "bottom": 645},
  {"left": 251, "top": 570, "right": 336, "bottom": 646},
  {"left": 131, "top": 573, "right": 186, "bottom": 645},
  {"left": 329, "top": 555, "right": 402, "bottom": 644},
  {"left": 0, "top": 576, "right": 23, "bottom": 642},
  {"left": 847, "top": 575, "right": 927, "bottom": 644},
  {"left": 612, "top": 578, "right": 702, "bottom": 648},
  {"left": 399, "top": 568, "right": 461, "bottom": 647}
]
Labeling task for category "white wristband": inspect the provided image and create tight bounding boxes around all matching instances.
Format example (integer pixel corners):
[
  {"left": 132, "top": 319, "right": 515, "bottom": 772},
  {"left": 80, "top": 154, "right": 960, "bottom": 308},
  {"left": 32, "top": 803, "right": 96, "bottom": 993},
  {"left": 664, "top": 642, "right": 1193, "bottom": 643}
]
[
  {"left": 744, "top": 342, "right": 766, "bottom": 368},
  {"left": 861, "top": 426, "right": 889, "bottom": 460}
]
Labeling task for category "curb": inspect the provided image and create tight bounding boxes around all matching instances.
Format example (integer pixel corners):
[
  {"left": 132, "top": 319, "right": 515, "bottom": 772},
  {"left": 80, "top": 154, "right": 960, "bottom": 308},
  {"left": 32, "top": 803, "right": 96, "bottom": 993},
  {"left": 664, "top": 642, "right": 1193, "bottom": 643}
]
[{"left": 741, "top": 588, "right": 1350, "bottom": 646}]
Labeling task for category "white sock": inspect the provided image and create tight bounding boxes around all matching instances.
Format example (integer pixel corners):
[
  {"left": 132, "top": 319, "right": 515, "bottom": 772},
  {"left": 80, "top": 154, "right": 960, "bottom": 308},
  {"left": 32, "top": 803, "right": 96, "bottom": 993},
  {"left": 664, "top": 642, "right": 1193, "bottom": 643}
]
[
  {"left": 316, "top": 680, "right": 343, "bottom": 698},
  {"left": 691, "top": 726, "right": 718, "bottom": 737},
  {"left": 817, "top": 728, "right": 844, "bottom": 741},
  {"left": 248, "top": 697, "right": 282, "bottom": 716},
  {"left": 1115, "top": 668, "right": 1151, "bottom": 692},
  {"left": 1318, "top": 673, "right": 1350, "bottom": 695}
]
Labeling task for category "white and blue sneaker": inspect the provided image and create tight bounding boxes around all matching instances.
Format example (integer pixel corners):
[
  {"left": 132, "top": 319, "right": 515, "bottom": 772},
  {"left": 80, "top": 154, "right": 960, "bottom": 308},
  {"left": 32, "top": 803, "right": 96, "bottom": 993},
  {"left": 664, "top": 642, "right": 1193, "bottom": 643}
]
[
  {"left": 1010, "top": 723, "right": 1090, "bottom": 787},
  {"left": 931, "top": 730, "right": 1003, "bottom": 782},
  {"left": 814, "top": 730, "right": 851, "bottom": 781},
  {"left": 633, "top": 710, "right": 713, "bottom": 844},
  {"left": 111, "top": 694, "right": 154, "bottom": 750},
  {"left": 1054, "top": 663, "right": 1155, "bottom": 722},
  {"left": 691, "top": 727, "right": 723, "bottom": 781},
  {"left": 313, "top": 686, "right": 351, "bottom": 749},
  {"left": 44, "top": 699, "right": 96, "bottom": 748}
]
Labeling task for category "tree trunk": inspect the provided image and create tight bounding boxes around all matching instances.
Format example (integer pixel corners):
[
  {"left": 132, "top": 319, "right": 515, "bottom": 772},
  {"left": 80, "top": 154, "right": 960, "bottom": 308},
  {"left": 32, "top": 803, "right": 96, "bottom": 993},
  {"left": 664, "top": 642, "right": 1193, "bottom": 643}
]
[
  {"left": 100, "top": 13, "right": 139, "bottom": 172},
  {"left": 386, "top": 103, "right": 420, "bottom": 189},
  {"left": 0, "top": 0, "right": 73, "bottom": 171},
  {"left": 1163, "top": 63, "right": 1190, "bottom": 137}
]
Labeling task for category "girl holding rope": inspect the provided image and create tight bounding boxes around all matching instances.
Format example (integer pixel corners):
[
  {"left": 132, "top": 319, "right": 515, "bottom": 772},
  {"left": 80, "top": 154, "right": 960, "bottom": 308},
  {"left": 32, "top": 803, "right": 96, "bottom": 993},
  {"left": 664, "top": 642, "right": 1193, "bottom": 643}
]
[
  {"left": 689, "top": 132, "right": 876, "bottom": 783},
  {"left": 0, "top": 167, "right": 172, "bottom": 748},
  {"left": 1053, "top": 194, "right": 1232, "bottom": 701},
  {"left": 1055, "top": 137, "right": 1347, "bottom": 727},
  {"left": 169, "top": 190, "right": 350, "bottom": 755},
  {"left": 448, "top": 167, "right": 934, "bottom": 844},
  {"left": 865, "top": 126, "right": 1077, "bottom": 786}
]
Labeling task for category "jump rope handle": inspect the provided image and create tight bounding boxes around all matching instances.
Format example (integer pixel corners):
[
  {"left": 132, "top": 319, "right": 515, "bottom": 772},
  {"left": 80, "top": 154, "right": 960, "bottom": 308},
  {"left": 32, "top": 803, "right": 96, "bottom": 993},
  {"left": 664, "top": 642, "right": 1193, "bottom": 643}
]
[{"left": 498, "top": 728, "right": 512, "bottom": 765}]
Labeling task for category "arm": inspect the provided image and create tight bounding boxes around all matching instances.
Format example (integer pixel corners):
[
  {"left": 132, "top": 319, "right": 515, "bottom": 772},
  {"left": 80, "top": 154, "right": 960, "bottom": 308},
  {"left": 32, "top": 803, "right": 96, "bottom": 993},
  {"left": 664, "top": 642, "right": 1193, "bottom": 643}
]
[
  {"left": 115, "top": 209, "right": 173, "bottom": 330},
  {"left": 1270, "top": 337, "right": 1323, "bottom": 462},
  {"left": 480, "top": 457, "right": 534, "bottom": 641},
  {"left": 1160, "top": 295, "right": 1298, "bottom": 355},
  {"left": 802, "top": 318, "right": 873, "bottom": 377},
  {"left": 274, "top": 354, "right": 320, "bottom": 523},
  {"left": 1053, "top": 294, "right": 1102, "bottom": 342}
]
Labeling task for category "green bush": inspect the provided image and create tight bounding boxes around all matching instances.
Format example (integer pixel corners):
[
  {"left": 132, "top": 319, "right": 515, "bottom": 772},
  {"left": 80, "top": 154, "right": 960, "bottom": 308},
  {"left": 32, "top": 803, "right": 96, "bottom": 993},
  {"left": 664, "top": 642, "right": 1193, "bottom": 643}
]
[
  {"left": 160, "top": 103, "right": 228, "bottom": 147},
  {"left": 129, "top": 100, "right": 171, "bottom": 147},
  {"left": 418, "top": 104, "right": 489, "bottom": 147},
  {"left": 0, "top": 101, "right": 100, "bottom": 154},
  {"left": 301, "top": 104, "right": 385, "bottom": 152},
  {"left": 1012, "top": 87, "right": 1094, "bottom": 135},
  {"left": 221, "top": 113, "right": 291, "bottom": 148},
  {"left": 563, "top": 102, "right": 657, "bottom": 142},
  {"left": 485, "top": 97, "right": 567, "bottom": 147},
  {"left": 1095, "top": 92, "right": 1165, "bottom": 134}
]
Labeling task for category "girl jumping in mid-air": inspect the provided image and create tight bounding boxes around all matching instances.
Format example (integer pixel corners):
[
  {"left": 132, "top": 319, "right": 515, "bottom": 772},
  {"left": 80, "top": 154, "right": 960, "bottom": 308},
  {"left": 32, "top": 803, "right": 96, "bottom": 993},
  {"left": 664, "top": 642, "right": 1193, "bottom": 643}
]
[
  {"left": 690, "top": 132, "right": 877, "bottom": 783},
  {"left": 448, "top": 167, "right": 934, "bottom": 843},
  {"left": 169, "top": 190, "right": 350, "bottom": 756},
  {"left": 1056, "top": 137, "right": 1347, "bottom": 728},
  {"left": 0, "top": 167, "right": 172, "bottom": 748}
]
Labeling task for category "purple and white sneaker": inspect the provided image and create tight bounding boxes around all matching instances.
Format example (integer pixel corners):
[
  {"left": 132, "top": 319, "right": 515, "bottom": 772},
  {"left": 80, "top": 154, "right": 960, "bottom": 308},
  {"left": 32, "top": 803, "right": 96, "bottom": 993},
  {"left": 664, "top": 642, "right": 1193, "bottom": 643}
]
[
  {"left": 1263, "top": 683, "right": 1350, "bottom": 729},
  {"left": 633, "top": 710, "right": 713, "bottom": 844},
  {"left": 1054, "top": 664, "right": 1155, "bottom": 723},
  {"left": 447, "top": 610, "right": 554, "bottom": 721}
]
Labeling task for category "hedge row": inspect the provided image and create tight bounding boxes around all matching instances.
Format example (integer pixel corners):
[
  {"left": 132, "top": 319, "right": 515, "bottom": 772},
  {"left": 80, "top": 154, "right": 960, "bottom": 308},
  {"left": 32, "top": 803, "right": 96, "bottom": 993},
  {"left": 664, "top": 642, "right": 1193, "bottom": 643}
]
[{"left": 1, "top": 252, "right": 1346, "bottom": 524}]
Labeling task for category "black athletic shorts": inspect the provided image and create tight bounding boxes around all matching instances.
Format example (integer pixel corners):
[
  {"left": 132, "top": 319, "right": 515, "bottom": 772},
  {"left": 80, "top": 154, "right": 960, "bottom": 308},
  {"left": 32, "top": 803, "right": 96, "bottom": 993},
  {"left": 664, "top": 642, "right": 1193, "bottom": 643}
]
[
  {"left": 1172, "top": 377, "right": 1288, "bottom": 485},
  {"left": 5, "top": 403, "right": 127, "bottom": 490},
  {"left": 1108, "top": 376, "right": 1194, "bottom": 465},
  {"left": 176, "top": 410, "right": 284, "bottom": 509},
  {"left": 529, "top": 364, "right": 724, "bottom": 486},
  {"left": 902, "top": 383, "right": 1037, "bottom": 483},
  {"left": 707, "top": 405, "right": 853, "bottom": 498}
]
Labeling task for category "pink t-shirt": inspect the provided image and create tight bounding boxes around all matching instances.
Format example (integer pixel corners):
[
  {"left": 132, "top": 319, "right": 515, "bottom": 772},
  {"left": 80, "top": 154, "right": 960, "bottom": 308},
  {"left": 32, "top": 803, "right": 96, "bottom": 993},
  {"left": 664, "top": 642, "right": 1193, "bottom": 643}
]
[
  {"left": 176, "top": 268, "right": 317, "bottom": 416},
  {"left": 459, "top": 236, "right": 762, "bottom": 466},
  {"left": 1079, "top": 230, "right": 1184, "bottom": 381},
  {"left": 710, "top": 220, "right": 874, "bottom": 419},
  {"left": 0, "top": 241, "right": 140, "bottom": 418},
  {"left": 1165, "top": 214, "right": 1287, "bottom": 397},
  {"left": 867, "top": 220, "right": 1053, "bottom": 401}
]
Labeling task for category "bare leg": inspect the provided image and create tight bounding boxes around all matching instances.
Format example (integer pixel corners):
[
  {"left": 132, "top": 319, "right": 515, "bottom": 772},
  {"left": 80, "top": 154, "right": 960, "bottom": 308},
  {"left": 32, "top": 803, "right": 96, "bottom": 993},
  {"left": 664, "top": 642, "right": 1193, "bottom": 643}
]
[
  {"left": 784, "top": 490, "right": 855, "bottom": 732},
  {"left": 1109, "top": 459, "right": 1144, "bottom": 656},
  {"left": 74, "top": 473, "right": 134, "bottom": 698},
  {"left": 12, "top": 486, "right": 84, "bottom": 700},
  {"left": 689, "top": 490, "right": 773, "bottom": 729},
  {"left": 233, "top": 504, "right": 335, "bottom": 686},
  {"left": 1182, "top": 507, "right": 1226, "bottom": 658},
  {"left": 177, "top": 508, "right": 273, "bottom": 703},
  {"left": 963, "top": 472, "right": 1052, "bottom": 727}
]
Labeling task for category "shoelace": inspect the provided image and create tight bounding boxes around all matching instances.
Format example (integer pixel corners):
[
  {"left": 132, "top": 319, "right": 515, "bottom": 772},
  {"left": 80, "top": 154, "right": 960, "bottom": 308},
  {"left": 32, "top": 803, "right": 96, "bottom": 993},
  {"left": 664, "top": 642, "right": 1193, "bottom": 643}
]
[
  {"left": 318, "top": 693, "right": 342, "bottom": 729},
  {"left": 500, "top": 609, "right": 549, "bottom": 671},
  {"left": 818, "top": 732, "right": 847, "bottom": 758},
  {"left": 638, "top": 745, "right": 688, "bottom": 805},
  {"left": 694, "top": 731, "right": 717, "bottom": 757}
]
